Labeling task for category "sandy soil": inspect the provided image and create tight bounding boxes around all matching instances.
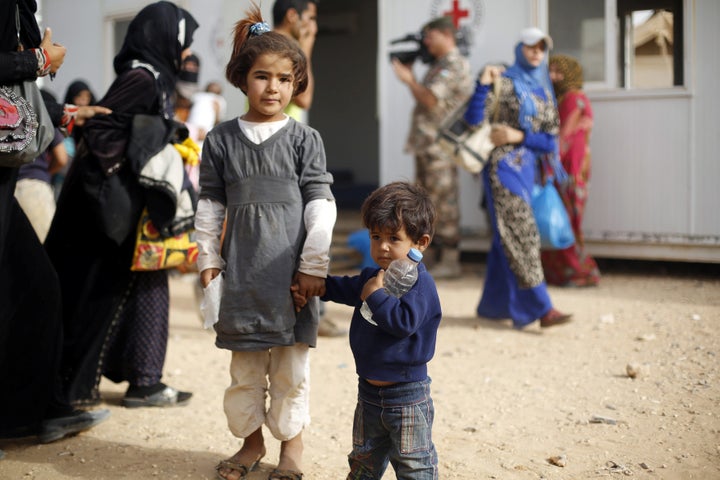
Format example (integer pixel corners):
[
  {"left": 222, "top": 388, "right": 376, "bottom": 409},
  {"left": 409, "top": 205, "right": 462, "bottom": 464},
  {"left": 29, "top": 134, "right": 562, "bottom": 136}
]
[{"left": 1, "top": 261, "right": 719, "bottom": 480}]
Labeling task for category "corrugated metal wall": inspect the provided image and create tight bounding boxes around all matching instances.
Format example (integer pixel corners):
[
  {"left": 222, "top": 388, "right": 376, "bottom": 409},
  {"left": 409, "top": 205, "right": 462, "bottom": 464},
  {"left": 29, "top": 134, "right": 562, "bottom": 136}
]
[{"left": 44, "top": 0, "right": 720, "bottom": 262}]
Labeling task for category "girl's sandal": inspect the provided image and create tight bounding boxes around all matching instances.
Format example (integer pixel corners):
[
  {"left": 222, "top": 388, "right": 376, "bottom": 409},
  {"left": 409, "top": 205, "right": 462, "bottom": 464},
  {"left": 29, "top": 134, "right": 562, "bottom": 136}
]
[
  {"left": 215, "top": 454, "right": 262, "bottom": 480},
  {"left": 268, "top": 468, "right": 303, "bottom": 480}
]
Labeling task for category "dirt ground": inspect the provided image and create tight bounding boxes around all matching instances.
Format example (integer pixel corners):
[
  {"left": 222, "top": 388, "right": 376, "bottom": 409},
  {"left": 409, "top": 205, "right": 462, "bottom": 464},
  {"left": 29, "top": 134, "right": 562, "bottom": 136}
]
[{"left": 1, "top": 260, "right": 719, "bottom": 480}]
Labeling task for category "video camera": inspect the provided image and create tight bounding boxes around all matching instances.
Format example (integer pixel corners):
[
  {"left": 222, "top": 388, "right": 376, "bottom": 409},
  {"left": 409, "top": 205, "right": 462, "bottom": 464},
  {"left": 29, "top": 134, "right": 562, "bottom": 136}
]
[
  {"left": 388, "top": 32, "right": 433, "bottom": 65},
  {"left": 388, "top": 26, "right": 472, "bottom": 65}
]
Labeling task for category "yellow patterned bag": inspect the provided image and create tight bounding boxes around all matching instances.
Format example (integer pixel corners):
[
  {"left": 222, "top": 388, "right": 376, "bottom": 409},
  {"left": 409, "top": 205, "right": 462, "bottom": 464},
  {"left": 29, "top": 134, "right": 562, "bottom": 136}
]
[{"left": 130, "top": 209, "right": 198, "bottom": 271}]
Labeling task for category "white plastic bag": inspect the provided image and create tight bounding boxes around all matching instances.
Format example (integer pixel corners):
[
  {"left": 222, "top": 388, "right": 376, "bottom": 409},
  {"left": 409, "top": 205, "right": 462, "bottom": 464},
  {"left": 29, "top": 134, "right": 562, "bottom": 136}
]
[{"left": 200, "top": 273, "right": 223, "bottom": 329}]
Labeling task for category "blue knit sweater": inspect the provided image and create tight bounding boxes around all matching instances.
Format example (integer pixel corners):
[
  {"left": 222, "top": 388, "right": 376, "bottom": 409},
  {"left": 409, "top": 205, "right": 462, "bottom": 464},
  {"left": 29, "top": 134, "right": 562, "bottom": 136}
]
[{"left": 322, "top": 263, "right": 442, "bottom": 383}]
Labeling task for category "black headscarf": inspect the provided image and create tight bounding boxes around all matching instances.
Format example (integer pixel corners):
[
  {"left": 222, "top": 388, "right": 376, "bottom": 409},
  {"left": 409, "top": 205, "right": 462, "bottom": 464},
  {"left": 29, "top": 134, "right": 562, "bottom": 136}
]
[
  {"left": 0, "top": 0, "right": 42, "bottom": 52},
  {"left": 113, "top": 1, "right": 199, "bottom": 106}
]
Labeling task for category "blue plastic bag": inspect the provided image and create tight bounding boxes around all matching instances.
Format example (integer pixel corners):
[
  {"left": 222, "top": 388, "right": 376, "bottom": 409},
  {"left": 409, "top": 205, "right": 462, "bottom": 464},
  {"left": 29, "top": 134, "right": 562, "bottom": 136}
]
[
  {"left": 347, "top": 229, "right": 379, "bottom": 269},
  {"left": 531, "top": 181, "right": 575, "bottom": 250}
]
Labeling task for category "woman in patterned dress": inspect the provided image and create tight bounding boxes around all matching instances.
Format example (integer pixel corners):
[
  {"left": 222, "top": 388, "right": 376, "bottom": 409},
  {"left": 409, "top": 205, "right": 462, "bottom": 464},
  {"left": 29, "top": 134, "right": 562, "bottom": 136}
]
[
  {"left": 464, "top": 28, "right": 571, "bottom": 329},
  {"left": 541, "top": 54, "right": 601, "bottom": 287}
]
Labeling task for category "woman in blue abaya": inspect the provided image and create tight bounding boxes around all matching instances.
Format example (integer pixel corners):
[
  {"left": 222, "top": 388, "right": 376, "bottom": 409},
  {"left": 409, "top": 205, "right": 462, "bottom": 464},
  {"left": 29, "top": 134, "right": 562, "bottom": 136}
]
[{"left": 464, "top": 27, "right": 572, "bottom": 329}]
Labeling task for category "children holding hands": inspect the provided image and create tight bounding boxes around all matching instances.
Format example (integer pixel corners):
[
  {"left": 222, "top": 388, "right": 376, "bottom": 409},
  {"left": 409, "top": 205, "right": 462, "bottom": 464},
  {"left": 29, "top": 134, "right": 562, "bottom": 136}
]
[{"left": 196, "top": 4, "right": 441, "bottom": 480}]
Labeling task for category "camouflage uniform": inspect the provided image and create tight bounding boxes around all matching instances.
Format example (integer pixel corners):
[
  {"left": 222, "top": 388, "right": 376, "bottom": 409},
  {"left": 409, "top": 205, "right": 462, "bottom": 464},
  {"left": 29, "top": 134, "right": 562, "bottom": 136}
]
[{"left": 405, "top": 47, "right": 472, "bottom": 248}]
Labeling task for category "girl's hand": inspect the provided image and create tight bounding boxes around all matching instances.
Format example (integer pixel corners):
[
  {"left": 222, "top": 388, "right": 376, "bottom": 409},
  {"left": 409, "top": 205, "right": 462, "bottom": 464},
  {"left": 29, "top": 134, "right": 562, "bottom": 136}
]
[
  {"left": 294, "top": 272, "right": 326, "bottom": 297},
  {"left": 200, "top": 268, "right": 221, "bottom": 288},
  {"left": 361, "top": 270, "right": 384, "bottom": 301},
  {"left": 291, "top": 272, "right": 326, "bottom": 312},
  {"left": 290, "top": 283, "right": 307, "bottom": 312}
]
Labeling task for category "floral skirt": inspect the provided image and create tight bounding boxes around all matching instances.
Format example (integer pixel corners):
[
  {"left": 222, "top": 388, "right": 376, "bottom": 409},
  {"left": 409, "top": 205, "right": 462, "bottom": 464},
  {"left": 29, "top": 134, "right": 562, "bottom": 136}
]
[
  {"left": 541, "top": 246, "right": 600, "bottom": 286},
  {"left": 541, "top": 179, "right": 600, "bottom": 286}
]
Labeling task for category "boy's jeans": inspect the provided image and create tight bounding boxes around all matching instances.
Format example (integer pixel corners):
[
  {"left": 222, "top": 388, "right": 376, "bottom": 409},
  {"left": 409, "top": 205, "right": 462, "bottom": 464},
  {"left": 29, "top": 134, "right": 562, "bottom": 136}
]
[{"left": 347, "top": 377, "right": 438, "bottom": 480}]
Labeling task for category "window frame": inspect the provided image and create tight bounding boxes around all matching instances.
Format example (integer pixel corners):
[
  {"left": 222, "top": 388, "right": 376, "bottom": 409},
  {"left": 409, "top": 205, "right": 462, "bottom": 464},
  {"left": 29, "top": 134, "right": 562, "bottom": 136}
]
[
  {"left": 617, "top": 0, "right": 684, "bottom": 88},
  {"left": 542, "top": 0, "right": 689, "bottom": 93}
]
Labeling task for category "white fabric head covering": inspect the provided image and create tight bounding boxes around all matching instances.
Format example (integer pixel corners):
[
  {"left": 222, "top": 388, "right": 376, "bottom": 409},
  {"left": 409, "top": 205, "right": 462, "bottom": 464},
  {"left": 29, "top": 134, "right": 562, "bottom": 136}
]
[{"left": 519, "top": 27, "right": 553, "bottom": 50}]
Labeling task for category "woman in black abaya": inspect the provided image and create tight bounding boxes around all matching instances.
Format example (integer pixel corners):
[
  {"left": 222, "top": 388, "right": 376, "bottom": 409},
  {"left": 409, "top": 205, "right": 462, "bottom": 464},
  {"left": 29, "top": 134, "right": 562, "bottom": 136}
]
[
  {"left": 0, "top": 0, "right": 110, "bottom": 444},
  {"left": 45, "top": 1, "right": 199, "bottom": 408}
]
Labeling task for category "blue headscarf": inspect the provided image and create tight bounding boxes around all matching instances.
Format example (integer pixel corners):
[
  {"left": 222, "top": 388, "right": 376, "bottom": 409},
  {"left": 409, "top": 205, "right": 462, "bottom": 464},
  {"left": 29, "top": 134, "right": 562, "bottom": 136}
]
[
  {"left": 503, "top": 42, "right": 555, "bottom": 133},
  {"left": 504, "top": 42, "right": 567, "bottom": 182}
]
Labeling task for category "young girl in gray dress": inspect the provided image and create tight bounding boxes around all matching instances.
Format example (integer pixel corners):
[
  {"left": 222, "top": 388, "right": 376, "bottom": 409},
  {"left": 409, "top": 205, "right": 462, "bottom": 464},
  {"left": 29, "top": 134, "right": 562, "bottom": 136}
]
[{"left": 195, "top": 5, "right": 336, "bottom": 480}]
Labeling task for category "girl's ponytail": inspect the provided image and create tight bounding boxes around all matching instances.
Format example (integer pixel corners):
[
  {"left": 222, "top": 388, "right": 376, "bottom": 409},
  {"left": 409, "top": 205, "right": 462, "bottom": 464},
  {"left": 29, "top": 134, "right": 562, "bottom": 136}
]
[
  {"left": 231, "top": 5, "right": 266, "bottom": 55},
  {"left": 225, "top": 2, "right": 308, "bottom": 96}
]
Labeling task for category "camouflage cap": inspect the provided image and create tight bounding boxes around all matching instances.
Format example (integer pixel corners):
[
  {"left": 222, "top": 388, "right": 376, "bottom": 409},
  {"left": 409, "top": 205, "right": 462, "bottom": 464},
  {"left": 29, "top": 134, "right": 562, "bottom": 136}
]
[{"left": 423, "top": 16, "right": 456, "bottom": 34}]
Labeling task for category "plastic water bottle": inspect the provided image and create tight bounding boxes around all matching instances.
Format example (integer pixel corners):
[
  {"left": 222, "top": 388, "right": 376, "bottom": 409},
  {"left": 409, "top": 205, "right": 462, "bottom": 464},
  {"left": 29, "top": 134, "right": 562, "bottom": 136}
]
[{"left": 360, "top": 248, "right": 423, "bottom": 322}]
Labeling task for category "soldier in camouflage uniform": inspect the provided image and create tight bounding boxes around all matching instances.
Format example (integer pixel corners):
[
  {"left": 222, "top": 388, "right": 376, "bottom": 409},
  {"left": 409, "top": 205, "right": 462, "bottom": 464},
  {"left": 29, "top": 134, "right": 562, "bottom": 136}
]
[{"left": 392, "top": 16, "right": 473, "bottom": 278}]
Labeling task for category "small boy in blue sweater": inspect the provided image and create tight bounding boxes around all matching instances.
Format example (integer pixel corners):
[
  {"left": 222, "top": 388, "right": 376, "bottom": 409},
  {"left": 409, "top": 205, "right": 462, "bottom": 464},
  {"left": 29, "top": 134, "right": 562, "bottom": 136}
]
[{"left": 297, "top": 181, "right": 442, "bottom": 479}]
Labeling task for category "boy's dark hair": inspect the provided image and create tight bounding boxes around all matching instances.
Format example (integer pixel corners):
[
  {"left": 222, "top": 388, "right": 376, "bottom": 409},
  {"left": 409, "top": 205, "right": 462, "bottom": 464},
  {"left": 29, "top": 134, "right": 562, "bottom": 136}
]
[
  {"left": 226, "top": 4, "right": 308, "bottom": 96},
  {"left": 361, "top": 182, "right": 435, "bottom": 243},
  {"left": 272, "top": 0, "right": 318, "bottom": 26}
]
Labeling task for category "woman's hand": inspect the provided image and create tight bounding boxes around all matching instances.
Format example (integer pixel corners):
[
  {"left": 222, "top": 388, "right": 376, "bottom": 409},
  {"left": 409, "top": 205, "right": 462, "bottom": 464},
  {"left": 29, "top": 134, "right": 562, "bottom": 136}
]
[
  {"left": 490, "top": 125, "right": 524, "bottom": 146},
  {"left": 74, "top": 105, "right": 112, "bottom": 126},
  {"left": 39, "top": 28, "right": 66, "bottom": 75},
  {"left": 480, "top": 65, "right": 505, "bottom": 85}
]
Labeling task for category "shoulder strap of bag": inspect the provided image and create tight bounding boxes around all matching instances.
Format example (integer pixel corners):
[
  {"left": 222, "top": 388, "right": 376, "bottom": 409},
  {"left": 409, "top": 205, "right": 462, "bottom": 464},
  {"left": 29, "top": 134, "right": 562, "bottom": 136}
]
[
  {"left": 15, "top": 4, "right": 22, "bottom": 51},
  {"left": 489, "top": 78, "right": 501, "bottom": 123}
]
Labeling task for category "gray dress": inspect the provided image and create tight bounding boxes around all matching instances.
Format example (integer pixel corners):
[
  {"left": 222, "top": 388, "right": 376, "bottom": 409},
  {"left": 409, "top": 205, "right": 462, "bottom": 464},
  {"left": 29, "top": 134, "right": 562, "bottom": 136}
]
[{"left": 198, "top": 118, "right": 334, "bottom": 351}]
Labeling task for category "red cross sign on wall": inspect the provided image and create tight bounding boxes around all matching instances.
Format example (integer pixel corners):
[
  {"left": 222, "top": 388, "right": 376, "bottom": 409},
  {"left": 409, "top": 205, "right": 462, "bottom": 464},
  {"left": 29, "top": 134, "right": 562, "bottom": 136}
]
[{"left": 442, "top": 0, "right": 470, "bottom": 29}]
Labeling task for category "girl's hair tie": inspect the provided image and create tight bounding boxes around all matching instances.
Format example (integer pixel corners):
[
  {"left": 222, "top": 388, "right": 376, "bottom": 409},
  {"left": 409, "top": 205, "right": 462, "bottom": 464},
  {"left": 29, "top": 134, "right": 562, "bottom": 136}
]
[{"left": 249, "top": 22, "right": 271, "bottom": 37}]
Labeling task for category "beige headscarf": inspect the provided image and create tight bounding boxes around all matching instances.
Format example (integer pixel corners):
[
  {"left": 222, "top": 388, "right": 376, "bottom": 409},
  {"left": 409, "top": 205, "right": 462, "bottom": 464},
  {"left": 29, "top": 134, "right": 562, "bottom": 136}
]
[{"left": 549, "top": 54, "right": 583, "bottom": 99}]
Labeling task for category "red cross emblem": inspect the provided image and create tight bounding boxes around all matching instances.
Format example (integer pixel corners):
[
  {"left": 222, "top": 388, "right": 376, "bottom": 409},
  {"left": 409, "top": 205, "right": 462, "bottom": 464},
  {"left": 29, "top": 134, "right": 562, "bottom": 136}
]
[{"left": 442, "top": 0, "right": 470, "bottom": 29}]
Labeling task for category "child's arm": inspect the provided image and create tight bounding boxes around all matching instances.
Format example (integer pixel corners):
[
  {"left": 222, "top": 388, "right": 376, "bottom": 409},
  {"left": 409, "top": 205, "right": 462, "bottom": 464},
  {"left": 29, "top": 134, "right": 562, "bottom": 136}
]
[
  {"left": 320, "top": 272, "right": 371, "bottom": 307},
  {"left": 363, "top": 277, "right": 434, "bottom": 338},
  {"left": 195, "top": 197, "right": 226, "bottom": 288},
  {"left": 292, "top": 198, "right": 336, "bottom": 305}
]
